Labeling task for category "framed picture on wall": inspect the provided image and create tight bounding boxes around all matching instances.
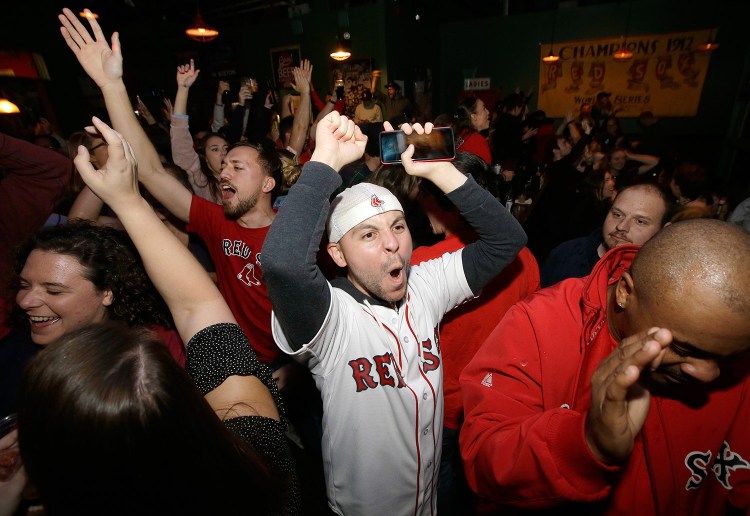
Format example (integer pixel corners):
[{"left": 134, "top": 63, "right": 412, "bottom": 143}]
[
  {"left": 328, "top": 58, "right": 373, "bottom": 118},
  {"left": 270, "top": 45, "right": 301, "bottom": 89}
]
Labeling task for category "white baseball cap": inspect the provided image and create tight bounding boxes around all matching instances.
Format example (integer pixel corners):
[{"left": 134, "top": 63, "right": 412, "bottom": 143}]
[{"left": 327, "top": 183, "right": 403, "bottom": 243}]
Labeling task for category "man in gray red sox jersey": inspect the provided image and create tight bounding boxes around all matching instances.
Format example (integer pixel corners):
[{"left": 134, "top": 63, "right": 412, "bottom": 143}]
[{"left": 263, "top": 113, "right": 526, "bottom": 515}]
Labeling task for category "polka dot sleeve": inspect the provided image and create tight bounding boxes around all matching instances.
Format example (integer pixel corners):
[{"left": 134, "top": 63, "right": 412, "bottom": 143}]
[{"left": 185, "top": 322, "right": 285, "bottom": 418}]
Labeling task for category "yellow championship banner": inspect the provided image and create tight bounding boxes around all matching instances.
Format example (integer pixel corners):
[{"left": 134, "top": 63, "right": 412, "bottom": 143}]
[{"left": 538, "top": 29, "right": 714, "bottom": 117}]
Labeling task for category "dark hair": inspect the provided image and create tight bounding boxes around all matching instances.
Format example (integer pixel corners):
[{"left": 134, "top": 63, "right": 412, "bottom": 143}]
[
  {"left": 502, "top": 93, "right": 524, "bottom": 113},
  {"left": 362, "top": 89, "right": 373, "bottom": 101},
  {"left": 229, "top": 141, "right": 284, "bottom": 201},
  {"left": 454, "top": 97, "right": 481, "bottom": 133},
  {"left": 368, "top": 165, "right": 420, "bottom": 207},
  {"left": 418, "top": 151, "right": 479, "bottom": 211},
  {"left": 8, "top": 222, "right": 171, "bottom": 329},
  {"left": 195, "top": 133, "right": 229, "bottom": 201},
  {"left": 33, "top": 134, "right": 61, "bottom": 151},
  {"left": 18, "top": 323, "right": 281, "bottom": 515},
  {"left": 671, "top": 161, "right": 710, "bottom": 202},
  {"left": 615, "top": 178, "right": 674, "bottom": 226}
]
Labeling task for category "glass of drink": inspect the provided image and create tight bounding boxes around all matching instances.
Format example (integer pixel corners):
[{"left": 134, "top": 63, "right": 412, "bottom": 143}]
[{"left": 0, "top": 413, "right": 21, "bottom": 482}]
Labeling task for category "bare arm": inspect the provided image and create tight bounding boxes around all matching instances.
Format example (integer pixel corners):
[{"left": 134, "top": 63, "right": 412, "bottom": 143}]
[
  {"left": 74, "top": 116, "right": 278, "bottom": 420},
  {"left": 59, "top": 8, "right": 192, "bottom": 223},
  {"left": 287, "top": 59, "right": 312, "bottom": 156},
  {"left": 68, "top": 184, "right": 123, "bottom": 228},
  {"left": 173, "top": 59, "right": 200, "bottom": 116},
  {"left": 626, "top": 150, "right": 660, "bottom": 174},
  {"left": 211, "top": 81, "right": 229, "bottom": 133}
]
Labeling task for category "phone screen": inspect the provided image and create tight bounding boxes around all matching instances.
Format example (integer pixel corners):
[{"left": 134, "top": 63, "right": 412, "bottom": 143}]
[{"left": 379, "top": 127, "right": 456, "bottom": 164}]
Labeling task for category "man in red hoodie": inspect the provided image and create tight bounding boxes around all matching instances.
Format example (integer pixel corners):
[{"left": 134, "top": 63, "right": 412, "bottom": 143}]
[{"left": 460, "top": 219, "right": 750, "bottom": 514}]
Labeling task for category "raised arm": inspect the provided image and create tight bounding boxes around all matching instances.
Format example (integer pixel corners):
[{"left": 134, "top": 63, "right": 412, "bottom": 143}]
[
  {"left": 173, "top": 59, "right": 200, "bottom": 116},
  {"left": 67, "top": 184, "right": 122, "bottom": 228},
  {"left": 626, "top": 150, "right": 660, "bottom": 174},
  {"left": 211, "top": 80, "right": 229, "bottom": 133},
  {"left": 58, "top": 8, "right": 192, "bottom": 223},
  {"left": 287, "top": 59, "right": 312, "bottom": 156},
  {"left": 388, "top": 121, "right": 527, "bottom": 293},
  {"left": 74, "top": 117, "right": 278, "bottom": 420},
  {"left": 263, "top": 113, "right": 366, "bottom": 348}
]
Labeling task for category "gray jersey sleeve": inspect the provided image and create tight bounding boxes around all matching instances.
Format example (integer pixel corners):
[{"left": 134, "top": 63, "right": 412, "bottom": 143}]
[
  {"left": 262, "top": 161, "right": 342, "bottom": 351},
  {"left": 447, "top": 177, "right": 527, "bottom": 293}
]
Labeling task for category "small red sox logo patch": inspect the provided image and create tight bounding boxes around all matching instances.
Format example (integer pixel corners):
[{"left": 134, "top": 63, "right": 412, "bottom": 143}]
[
  {"left": 371, "top": 194, "right": 385, "bottom": 207},
  {"left": 684, "top": 441, "right": 750, "bottom": 491}
]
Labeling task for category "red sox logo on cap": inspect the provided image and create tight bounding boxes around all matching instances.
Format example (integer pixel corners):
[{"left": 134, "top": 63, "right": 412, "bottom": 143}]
[{"left": 371, "top": 195, "right": 385, "bottom": 207}]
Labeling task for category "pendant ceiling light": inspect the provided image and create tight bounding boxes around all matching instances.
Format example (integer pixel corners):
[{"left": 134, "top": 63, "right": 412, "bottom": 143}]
[
  {"left": 186, "top": 8, "right": 219, "bottom": 43},
  {"left": 0, "top": 98, "right": 20, "bottom": 114},
  {"left": 613, "top": 3, "right": 633, "bottom": 62},
  {"left": 330, "top": 32, "right": 351, "bottom": 61},
  {"left": 696, "top": 29, "right": 720, "bottom": 53},
  {"left": 542, "top": 9, "right": 560, "bottom": 63},
  {"left": 613, "top": 38, "right": 634, "bottom": 62}
]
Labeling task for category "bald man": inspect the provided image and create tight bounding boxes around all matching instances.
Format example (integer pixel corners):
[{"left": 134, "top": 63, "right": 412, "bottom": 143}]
[{"left": 460, "top": 219, "right": 750, "bottom": 514}]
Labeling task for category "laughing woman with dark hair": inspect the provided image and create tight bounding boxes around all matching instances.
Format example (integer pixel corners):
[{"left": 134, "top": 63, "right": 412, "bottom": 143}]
[
  {"left": 0, "top": 221, "right": 182, "bottom": 421},
  {"left": 5, "top": 108, "right": 300, "bottom": 516}
]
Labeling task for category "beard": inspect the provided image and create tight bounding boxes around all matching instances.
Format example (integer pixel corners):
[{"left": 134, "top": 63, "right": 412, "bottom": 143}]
[
  {"left": 348, "top": 259, "right": 409, "bottom": 304},
  {"left": 223, "top": 194, "right": 258, "bottom": 220}
]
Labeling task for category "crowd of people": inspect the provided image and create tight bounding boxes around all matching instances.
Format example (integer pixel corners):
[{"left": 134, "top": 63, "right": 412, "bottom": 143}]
[{"left": 1, "top": 7, "right": 750, "bottom": 516}]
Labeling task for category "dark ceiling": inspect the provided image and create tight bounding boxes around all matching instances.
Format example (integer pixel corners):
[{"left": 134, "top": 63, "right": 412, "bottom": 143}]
[{"left": 1, "top": 0, "right": 634, "bottom": 52}]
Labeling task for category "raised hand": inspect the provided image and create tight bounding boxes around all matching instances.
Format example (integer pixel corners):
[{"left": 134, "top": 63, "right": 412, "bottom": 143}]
[
  {"left": 291, "top": 59, "right": 312, "bottom": 94},
  {"left": 58, "top": 8, "right": 122, "bottom": 89},
  {"left": 162, "top": 97, "right": 173, "bottom": 117},
  {"left": 217, "top": 80, "right": 230, "bottom": 95},
  {"left": 384, "top": 121, "right": 455, "bottom": 179},
  {"left": 238, "top": 85, "right": 252, "bottom": 107},
  {"left": 176, "top": 59, "right": 200, "bottom": 88},
  {"left": 291, "top": 66, "right": 310, "bottom": 96},
  {"left": 136, "top": 96, "right": 157, "bottom": 125},
  {"left": 311, "top": 111, "right": 366, "bottom": 172},
  {"left": 73, "top": 116, "right": 141, "bottom": 212},
  {"left": 585, "top": 327, "right": 672, "bottom": 464}
]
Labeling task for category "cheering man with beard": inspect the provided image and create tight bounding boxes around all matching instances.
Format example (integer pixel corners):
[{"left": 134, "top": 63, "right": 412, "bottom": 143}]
[{"left": 58, "top": 7, "right": 297, "bottom": 384}]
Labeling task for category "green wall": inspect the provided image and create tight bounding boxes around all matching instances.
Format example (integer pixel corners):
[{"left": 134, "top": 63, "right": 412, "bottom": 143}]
[{"left": 437, "top": 0, "right": 750, "bottom": 138}]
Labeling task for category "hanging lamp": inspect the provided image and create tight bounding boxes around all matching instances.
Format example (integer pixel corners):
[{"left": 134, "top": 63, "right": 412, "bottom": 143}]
[
  {"left": 613, "top": 2, "right": 633, "bottom": 61},
  {"left": 186, "top": 7, "right": 219, "bottom": 43},
  {"left": 696, "top": 29, "right": 720, "bottom": 53},
  {"left": 330, "top": 32, "right": 351, "bottom": 61},
  {"left": 0, "top": 99, "right": 20, "bottom": 114},
  {"left": 542, "top": 8, "right": 560, "bottom": 63}
]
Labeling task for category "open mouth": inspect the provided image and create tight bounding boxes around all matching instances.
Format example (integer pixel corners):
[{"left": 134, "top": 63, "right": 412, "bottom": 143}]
[
  {"left": 388, "top": 264, "right": 405, "bottom": 283},
  {"left": 28, "top": 315, "right": 60, "bottom": 329},
  {"left": 221, "top": 182, "right": 237, "bottom": 201}
]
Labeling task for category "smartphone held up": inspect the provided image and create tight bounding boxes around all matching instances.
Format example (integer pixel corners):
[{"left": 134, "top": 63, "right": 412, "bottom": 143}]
[{"left": 379, "top": 127, "right": 456, "bottom": 165}]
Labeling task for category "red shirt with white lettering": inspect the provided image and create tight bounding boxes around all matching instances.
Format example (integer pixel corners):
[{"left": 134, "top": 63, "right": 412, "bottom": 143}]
[{"left": 188, "top": 195, "right": 278, "bottom": 364}]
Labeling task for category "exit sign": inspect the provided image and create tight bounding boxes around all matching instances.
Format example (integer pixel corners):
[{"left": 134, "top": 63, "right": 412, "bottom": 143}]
[{"left": 464, "top": 77, "right": 490, "bottom": 90}]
